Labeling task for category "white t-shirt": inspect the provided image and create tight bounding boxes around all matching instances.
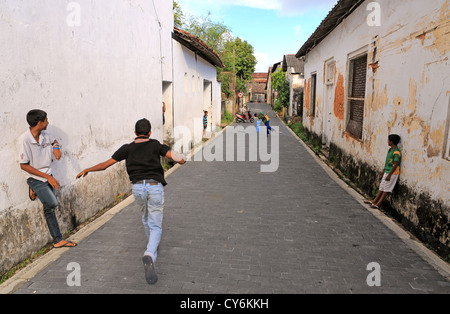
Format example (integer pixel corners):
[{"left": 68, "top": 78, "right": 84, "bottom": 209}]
[{"left": 18, "top": 129, "right": 56, "bottom": 182}]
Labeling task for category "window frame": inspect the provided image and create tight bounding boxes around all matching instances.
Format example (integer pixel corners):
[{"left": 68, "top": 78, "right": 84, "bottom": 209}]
[{"left": 345, "top": 47, "right": 369, "bottom": 140}]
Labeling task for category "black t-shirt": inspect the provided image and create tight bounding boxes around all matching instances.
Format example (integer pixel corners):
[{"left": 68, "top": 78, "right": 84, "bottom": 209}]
[{"left": 111, "top": 137, "right": 170, "bottom": 185}]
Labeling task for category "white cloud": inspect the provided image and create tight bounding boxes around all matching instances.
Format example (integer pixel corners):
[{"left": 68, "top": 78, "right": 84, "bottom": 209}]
[
  {"left": 294, "top": 25, "right": 302, "bottom": 37},
  {"left": 277, "top": 0, "right": 337, "bottom": 16},
  {"left": 184, "top": 0, "right": 337, "bottom": 16},
  {"left": 254, "top": 52, "right": 281, "bottom": 73},
  {"left": 254, "top": 52, "right": 269, "bottom": 73}
]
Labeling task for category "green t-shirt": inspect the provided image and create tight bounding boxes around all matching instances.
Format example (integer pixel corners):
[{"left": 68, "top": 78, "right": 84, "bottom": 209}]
[
  {"left": 385, "top": 147, "right": 401, "bottom": 174},
  {"left": 258, "top": 112, "right": 269, "bottom": 123}
]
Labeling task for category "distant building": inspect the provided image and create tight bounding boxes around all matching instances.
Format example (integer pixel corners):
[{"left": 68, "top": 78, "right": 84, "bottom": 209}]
[
  {"left": 172, "top": 27, "right": 224, "bottom": 148},
  {"left": 283, "top": 54, "right": 305, "bottom": 116},
  {"left": 249, "top": 73, "right": 268, "bottom": 103},
  {"left": 267, "top": 62, "right": 283, "bottom": 108}
]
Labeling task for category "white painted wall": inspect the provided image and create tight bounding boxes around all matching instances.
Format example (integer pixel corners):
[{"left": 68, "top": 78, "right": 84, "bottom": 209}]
[
  {"left": 172, "top": 41, "right": 222, "bottom": 153},
  {"left": 0, "top": 0, "right": 174, "bottom": 274},
  {"left": 302, "top": 0, "right": 450, "bottom": 205},
  {"left": 286, "top": 68, "right": 304, "bottom": 116}
]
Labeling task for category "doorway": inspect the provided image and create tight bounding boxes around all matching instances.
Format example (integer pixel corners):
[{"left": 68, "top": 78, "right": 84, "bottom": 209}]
[
  {"left": 162, "top": 81, "right": 173, "bottom": 146},
  {"left": 203, "top": 79, "right": 212, "bottom": 136}
]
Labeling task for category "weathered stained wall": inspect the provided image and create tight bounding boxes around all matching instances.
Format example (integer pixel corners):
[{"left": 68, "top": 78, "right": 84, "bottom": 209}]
[
  {"left": 302, "top": 0, "right": 449, "bottom": 251},
  {"left": 0, "top": 0, "right": 174, "bottom": 276}
]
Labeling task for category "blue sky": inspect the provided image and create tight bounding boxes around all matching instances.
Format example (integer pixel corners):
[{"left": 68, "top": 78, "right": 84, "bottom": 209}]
[{"left": 177, "top": 0, "right": 338, "bottom": 72}]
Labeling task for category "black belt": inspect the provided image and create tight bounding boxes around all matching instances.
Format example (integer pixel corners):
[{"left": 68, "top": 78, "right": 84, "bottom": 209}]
[{"left": 133, "top": 180, "right": 159, "bottom": 185}]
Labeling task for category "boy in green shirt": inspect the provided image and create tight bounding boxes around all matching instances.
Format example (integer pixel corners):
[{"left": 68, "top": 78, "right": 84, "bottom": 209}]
[
  {"left": 365, "top": 134, "right": 402, "bottom": 209},
  {"left": 255, "top": 112, "right": 274, "bottom": 135}
]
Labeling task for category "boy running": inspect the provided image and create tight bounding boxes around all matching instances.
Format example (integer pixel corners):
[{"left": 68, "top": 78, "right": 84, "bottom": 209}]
[
  {"left": 255, "top": 112, "right": 274, "bottom": 135},
  {"left": 76, "top": 118, "right": 185, "bottom": 284}
]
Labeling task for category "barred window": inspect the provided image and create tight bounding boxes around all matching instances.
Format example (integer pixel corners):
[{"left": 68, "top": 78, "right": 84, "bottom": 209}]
[
  {"left": 310, "top": 73, "right": 317, "bottom": 117},
  {"left": 346, "top": 54, "right": 368, "bottom": 139}
]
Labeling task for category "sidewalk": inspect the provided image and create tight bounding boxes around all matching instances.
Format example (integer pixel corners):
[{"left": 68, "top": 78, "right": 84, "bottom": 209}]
[{"left": 4, "top": 103, "right": 450, "bottom": 294}]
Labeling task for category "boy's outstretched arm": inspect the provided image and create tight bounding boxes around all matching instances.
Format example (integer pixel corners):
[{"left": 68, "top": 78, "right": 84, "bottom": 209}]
[
  {"left": 166, "top": 151, "right": 186, "bottom": 164},
  {"left": 76, "top": 158, "right": 118, "bottom": 179}
]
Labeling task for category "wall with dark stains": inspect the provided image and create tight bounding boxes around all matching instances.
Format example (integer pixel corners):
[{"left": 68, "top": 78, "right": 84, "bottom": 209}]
[
  {"left": 302, "top": 0, "right": 449, "bottom": 251},
  {"left": 0, "top": 0, "right": 174, "bottom": 276}
]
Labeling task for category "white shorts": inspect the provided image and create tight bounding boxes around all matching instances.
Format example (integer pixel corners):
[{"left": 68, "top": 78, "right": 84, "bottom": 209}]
[{"left": 379, "top": 173, "right": 399, "bottom": 193}]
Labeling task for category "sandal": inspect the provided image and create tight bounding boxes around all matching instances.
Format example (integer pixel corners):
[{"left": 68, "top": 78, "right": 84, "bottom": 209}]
[
  {"left": 363, "top": 200, "right": 373, "bottom": 205},
  {"left": 370, "top": 204, "right": 380, "bottom": 209},
  {"left": 54, "top": 240, "right": 77, "bottom": 248},
  {"left": 29, "top": 187, "right": 37, "bottom": 201}
]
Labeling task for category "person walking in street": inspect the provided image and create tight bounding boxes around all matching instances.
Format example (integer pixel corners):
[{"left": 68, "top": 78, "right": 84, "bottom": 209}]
[
  {"left": 18, "top": 109, "right": 77, "bottom": 248},
  {"left": 76, "top": 118, "right": 185, "bottom": 285},
  {"left": 255, "top": 112, "right": 274, "bottom": 135},
  {"left": 365, "top": 134, "right": 402, "bottom": 209}
]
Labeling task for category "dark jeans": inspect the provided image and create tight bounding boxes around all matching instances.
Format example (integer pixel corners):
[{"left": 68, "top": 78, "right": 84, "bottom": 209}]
[
  {"left": 265, "top": 121, "right": 272, "bottom": 135},
  {"left": 27, "top": 177, "right": 63, "bottom": 244}
]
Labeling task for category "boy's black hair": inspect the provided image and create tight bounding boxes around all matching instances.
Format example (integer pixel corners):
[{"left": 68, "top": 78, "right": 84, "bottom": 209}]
[
  {"left": 135, "top": 118, "right": 151, "bottom": 136},
  {"left": 26, "top": 109, "right": 47, "bottom": 127},
  {"left": 389, "top": 134, "right": 401, "bottom": 146}
]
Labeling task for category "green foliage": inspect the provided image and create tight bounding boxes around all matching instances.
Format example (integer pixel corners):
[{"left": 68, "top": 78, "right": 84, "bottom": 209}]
[
  {"left": 184, "top": 13, "right": 232, "bottom": 55},
  {"left": 289, "top": 120, "right": 303, "bottom": 136},
  {"left": 272, "top": 70, "right": 290, "bottom": 109},
  {"left": 173, "top": 1, "right": 184, "bottom": 28},
  {"left": 219, "top": 38, "right": 256, "bottom": 96},
  {"left": 173, "top": 3, "right": 256, "bottom": 100},
  {"left": 273, "top": 102, "right": 283, "bottom": 113},
  {"left": 221, "top": 110, "right": 234, "bottom": 125},
  {"left": 288, "top": 120, "right": 321, "bottom": 154}
]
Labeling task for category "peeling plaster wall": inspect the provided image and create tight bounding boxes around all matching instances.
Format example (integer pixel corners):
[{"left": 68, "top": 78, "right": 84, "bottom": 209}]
[
  {"left": 303, "top": 0, "right": 449, "bottom": 250},
  {"left": 172, "top": 41, "right": 222, "bottom": 153},
  {"left": 0, "top": 0, "right": 174, "bottom": 275}
]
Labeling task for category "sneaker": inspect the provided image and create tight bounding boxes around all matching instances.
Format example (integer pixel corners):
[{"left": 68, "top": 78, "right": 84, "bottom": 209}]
[{"left": 142, "top": 255, "right": 158, "bottom": 284}]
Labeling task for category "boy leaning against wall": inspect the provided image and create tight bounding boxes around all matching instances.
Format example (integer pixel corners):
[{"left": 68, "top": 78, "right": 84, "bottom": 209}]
[
  {"left": 18, "top": 109, "right": 77, "bottom": 249},
  {"left": 365, "top": 134, "right": 402, "bottom": 209}
]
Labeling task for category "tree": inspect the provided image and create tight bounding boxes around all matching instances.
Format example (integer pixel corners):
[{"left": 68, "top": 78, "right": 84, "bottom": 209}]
[
  {"left": 174, "top": 1, "right": 184, "bottom": 28},
  {"left": 220, "top": 38, "right": 256, "bottom": 95},
  {"left": 184, "top": 12, "right": 232, "bottom": 54},
  {"left": 272, "top": 69, "right": 290, "bottom": 111},
  {"left": 173, "top": 3, "right": 256, "bottom": 100}
]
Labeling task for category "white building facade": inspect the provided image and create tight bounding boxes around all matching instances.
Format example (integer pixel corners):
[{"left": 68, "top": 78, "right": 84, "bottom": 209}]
[
  {"left": 297, "top": 0, "right": 449, "bottom": 253},
  {"left": 171, "top": 28, "right": 224, "bottom": 153},
  {"left": 0, "top": 0, "right": 174, "bottom": 275}
]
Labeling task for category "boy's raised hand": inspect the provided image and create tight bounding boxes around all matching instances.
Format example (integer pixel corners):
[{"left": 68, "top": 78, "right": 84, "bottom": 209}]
[{"left": 166, "top": 151, "right": 186, "bottom": 164}]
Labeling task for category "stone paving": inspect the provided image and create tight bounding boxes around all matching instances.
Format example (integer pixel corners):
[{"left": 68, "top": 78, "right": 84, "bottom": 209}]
[{"left": 12, "top": 103, "right": 450, "bottom": 295}]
